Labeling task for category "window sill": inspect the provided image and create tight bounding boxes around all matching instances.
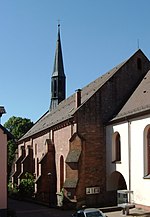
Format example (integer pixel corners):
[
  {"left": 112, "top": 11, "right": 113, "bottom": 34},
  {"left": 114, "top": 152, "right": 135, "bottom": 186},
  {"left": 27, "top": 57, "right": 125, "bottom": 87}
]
[
  {"left": 112, "top": 160, "right": 121, "bottom": 164},
  {"left": 143, "top": 174, "right": 150, "bottom": 179}
]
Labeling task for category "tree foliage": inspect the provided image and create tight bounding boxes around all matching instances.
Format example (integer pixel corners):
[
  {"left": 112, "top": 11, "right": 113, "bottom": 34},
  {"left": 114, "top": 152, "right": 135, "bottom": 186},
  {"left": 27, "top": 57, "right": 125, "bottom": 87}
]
[
  {"left": 4, "top": 116, "right": 33, "bottom": 140},
  {"left": 19, "top": 172, "right": 34, "bottom": 198},
  {"left": 4, "top": 116, "right": 34, "bottom": 175}
]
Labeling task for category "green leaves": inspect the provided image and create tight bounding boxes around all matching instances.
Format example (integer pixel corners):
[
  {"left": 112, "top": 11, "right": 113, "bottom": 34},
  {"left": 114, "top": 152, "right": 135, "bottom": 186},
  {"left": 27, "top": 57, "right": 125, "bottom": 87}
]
[
  {"left": 4, "top": 116, "right": 34, "bottom": 177},
  {"left": 4, "top": 116, "right": 33, "bottom": 140},
  {"left": 19, "top": 172, "right": 34, "bottom": 197}
]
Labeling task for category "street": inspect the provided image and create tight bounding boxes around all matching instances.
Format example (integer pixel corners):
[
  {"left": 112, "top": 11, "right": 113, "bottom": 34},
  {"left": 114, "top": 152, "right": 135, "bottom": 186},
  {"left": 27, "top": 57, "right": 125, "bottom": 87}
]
[
  {"left": 8, "top": 199, "right": 73, "bottom": 217},
  {"left": 8, "top": 198, "right": 150, "bottom": 217}
]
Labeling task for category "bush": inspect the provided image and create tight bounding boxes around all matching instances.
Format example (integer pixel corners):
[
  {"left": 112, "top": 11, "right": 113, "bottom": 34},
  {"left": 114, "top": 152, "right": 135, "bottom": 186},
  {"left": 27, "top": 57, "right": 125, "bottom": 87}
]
[
  {"left": 8, "top": 182, "right": 19, "bottom": 198},
  {"left": 18, "top": 172, "right": 34, "bottom": 198}
]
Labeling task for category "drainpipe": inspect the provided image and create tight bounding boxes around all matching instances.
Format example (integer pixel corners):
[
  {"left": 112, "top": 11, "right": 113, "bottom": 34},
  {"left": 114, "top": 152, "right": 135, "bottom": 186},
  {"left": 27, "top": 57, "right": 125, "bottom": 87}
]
[{"left": 128, "top": 120, "right": 131, "bottom": 202}]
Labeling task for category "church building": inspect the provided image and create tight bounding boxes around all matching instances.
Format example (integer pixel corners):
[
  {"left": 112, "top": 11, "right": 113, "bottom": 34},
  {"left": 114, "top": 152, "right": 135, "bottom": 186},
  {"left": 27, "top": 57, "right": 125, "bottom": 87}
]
[
  {"left": 106, "top": 68, "right": 150, "bottom": 209},
  {"left": 12, "top": 26, "right": 150, "bottom": 209}
]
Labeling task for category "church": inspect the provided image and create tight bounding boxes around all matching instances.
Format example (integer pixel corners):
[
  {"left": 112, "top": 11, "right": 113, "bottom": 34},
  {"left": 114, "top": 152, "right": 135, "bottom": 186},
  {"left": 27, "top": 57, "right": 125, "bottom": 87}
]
[{"left": 12, "top": 25, "right": 150, "bottom": 209}]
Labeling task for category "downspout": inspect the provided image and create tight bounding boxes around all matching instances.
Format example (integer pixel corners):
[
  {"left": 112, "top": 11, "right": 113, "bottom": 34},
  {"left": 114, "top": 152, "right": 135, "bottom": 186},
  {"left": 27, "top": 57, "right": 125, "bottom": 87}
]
[{"left": 128, "top": 120, "right": 131, "bottom": 202}]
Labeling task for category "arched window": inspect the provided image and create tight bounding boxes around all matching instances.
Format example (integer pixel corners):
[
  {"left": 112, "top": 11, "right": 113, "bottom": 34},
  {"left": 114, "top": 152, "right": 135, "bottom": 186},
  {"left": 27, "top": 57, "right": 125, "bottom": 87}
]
[
  {"left": 60, "top": 155, "right": 64, "bottom": 190},
  {"left": 143, "top": 125, "right": 150, "bottom": 178},
  {"left": 112, "top": 132, "right": 121, "bottom": 162},
  {"left": 144, "top": 126, "right": 150, "bottom": 176},
  {"left": 37, "top": 158, "right": 39, "bottom": 177},
  {"left": 147, "top": 129, "right": 150, "bottom": 175},
  {"left": 35, "top": 143, "right": 37, "bottom": 156}
]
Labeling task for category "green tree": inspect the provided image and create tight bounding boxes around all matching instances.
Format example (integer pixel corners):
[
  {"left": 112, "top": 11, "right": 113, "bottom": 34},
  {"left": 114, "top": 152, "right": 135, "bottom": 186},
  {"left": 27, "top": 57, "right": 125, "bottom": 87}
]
[
  {"left": 19, "top": 172, "right": 34, "bottom": 198},
  {"left": 4, "top": 116, "right": 33, "bottom": 140},
  {"left": 4, "top": 116, "right": 34, "bottom": 176}
]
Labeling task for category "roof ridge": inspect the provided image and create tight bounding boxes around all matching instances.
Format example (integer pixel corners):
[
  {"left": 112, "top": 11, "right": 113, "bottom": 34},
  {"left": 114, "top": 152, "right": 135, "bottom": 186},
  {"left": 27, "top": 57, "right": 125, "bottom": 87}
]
[{"left": 19, "top": 50, "right": 144, "bottom": 141}]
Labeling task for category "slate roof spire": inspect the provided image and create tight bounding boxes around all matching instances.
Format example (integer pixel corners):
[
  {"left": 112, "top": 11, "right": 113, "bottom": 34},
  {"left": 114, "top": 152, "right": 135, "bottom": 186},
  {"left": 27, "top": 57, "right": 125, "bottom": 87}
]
[{"left": 50, "top": 24, "right": 66, "bottom": 111}]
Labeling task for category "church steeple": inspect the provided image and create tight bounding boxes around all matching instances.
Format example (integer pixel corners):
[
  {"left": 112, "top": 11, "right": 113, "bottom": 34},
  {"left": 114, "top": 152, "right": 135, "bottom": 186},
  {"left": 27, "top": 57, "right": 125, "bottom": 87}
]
[{"left": 50, "top": 25, "right": 66, "bottom": 111}]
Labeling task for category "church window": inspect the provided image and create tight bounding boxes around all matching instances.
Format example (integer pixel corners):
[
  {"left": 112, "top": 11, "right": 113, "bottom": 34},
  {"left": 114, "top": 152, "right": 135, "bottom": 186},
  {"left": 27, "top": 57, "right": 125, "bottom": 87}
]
[
  {"left": 137, "top": 58, "right": 142, "bottom": 70},
  {"left": 35, "top": 143, "right": 37, "bottom": 156},
  {"left": 60, "top": 155, "right": 64, "bottom": 190},
  {"left": 144, "top": 126, "right": 150, "bottom": 177},
  {"left": 37, "top": 158, "right": 39, "bottom": 177},
  {"left": 147, "top": 129, "right": 150, "bottom": 174},
  {"left": 112, "top": 132, "right": 121, "bottom": 163}
]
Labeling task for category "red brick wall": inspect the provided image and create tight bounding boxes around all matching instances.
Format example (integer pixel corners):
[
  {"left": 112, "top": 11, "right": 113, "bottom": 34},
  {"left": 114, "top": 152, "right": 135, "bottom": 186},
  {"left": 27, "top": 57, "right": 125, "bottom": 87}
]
[
  {"left": 54, "top": 125, "right": 75, "bottom": 193},
  {"left": 76, "top": 99, "right": 106, "bottom": 206},
  {"left": 75, "top": 51, "right": 150, "bottom": 207}
]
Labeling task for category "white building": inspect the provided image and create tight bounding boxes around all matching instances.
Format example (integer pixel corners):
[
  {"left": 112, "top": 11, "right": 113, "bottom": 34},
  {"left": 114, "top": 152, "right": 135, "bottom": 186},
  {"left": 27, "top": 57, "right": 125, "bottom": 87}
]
[{"left": 106, "top": 69, "right": 150, "bottom": 209}]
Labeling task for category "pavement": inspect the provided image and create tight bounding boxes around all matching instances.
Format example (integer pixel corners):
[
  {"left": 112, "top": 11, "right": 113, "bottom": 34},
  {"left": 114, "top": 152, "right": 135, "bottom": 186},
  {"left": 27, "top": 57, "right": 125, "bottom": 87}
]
[
  {"left": 107, "top": 208, "right": 150, "bottom": 217},
  {"left": 8, "top": 198, "right": 150, "bottom": 217}
]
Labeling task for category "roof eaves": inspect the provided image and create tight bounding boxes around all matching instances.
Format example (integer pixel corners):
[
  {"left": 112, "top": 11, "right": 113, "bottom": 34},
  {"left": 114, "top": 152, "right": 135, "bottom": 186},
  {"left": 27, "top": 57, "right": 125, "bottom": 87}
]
[
  {"left": 109, "top": 105, "right": 150, "bottom": 124},
  {"left": 19, "top": 113, "right": 74, "bottom": 142},
  {"left": 18, "top": 56, "right": 129, "bottom": 142}
]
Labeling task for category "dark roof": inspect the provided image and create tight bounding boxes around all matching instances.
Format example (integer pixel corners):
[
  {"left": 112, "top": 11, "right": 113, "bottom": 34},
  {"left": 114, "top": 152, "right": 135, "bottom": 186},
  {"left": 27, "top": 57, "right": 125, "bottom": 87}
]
[
  {"left": 111, "top": 69, "right": 150, "bottom": 121},
  {"left": 39, "top": 153, "right": 47, "bottom": 163},
  {"left": 66, "top": 149, "right": 81, "bottom": 163},
  {"left": 52, "top": 25, "right": 65, "bottom": 78},
  {"left": 64, "top": 178, "right": 78, "bottom": 188},
  {"left": 19, "top": 60, "right": 126, "bottom": 141}
]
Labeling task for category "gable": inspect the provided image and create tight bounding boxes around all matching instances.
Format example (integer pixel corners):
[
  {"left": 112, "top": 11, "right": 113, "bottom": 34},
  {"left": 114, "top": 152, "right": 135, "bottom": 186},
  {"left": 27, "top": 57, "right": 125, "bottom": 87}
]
[
  {"left": 19, "top": 49, "right": 150, "bottom": 141},
  {"left": 19, "top": 61, "right": 126, "bottom": 141},
  {"left": 111, "top": 69, "right": 150, "bottom": 122}
]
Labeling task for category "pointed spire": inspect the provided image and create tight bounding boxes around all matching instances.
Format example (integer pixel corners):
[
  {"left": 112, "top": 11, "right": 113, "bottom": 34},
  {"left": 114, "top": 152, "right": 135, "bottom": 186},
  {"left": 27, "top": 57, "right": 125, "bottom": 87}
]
[
  {"left": 52, "top": 24, "right": 65, "bottom": 77},
  {"left": 58, "top": 23, "right": 60, "bottom": 40},
  {"left": 50, "top": 25, "right": 66, "bottom": 111}
]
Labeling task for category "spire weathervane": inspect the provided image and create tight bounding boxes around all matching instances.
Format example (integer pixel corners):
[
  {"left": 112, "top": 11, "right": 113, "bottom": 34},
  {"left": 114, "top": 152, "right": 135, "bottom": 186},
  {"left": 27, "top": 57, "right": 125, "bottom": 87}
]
[
  {"left": 57, "top": 19, "right": 61, "bottom": 37},
  {"left": 137, "top": 38, "right": 140, "bottom": 49},
  {"left": 57, "top": 19, "right": 60, "bottom": 28}
]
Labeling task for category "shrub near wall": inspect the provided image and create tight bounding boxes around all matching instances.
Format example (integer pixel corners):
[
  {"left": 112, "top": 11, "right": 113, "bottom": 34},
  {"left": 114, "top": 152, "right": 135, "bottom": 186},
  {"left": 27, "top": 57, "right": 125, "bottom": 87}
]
[{"left": 19, "top": 173, "right": 34, "bottom": 198}]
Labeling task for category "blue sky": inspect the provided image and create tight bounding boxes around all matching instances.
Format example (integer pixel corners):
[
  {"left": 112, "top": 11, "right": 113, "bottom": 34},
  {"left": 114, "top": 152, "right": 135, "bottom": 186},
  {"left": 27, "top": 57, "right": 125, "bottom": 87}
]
[{"left": 1, "top": 0, "right": 150, "bottom": 124}]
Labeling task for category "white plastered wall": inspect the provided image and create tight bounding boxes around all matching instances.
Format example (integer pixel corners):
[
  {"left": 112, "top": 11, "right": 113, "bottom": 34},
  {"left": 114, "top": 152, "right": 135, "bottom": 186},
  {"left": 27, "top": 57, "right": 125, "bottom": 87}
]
[
  {"left": 106, "top": 122, "right": 129, "bottom": 190},
  {"left": 130, "top": 117, "right": 150, "bottom": 206},
  {"left": 106, "top": 116, "right": 150, "bottom": 207}
]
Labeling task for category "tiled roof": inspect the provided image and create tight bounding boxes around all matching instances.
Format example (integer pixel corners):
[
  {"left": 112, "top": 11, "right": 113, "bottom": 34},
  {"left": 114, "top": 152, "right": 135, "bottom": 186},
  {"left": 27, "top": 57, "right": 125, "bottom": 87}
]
[
  {"left": 64, "top": 178, "right": 78, "bottom": 188},
  {"left": 19, "top": 60, "right": 126, "bottom": 141},
  {"left": 66, "top": 149, "right": 81, "bottom": 163},
  {"left": 112, "top": 70, "right": 150, "bottom": 121}
]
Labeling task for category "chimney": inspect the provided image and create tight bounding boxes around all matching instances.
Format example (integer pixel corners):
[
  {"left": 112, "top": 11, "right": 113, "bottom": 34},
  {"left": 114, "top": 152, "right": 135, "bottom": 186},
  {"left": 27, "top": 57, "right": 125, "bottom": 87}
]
[
  {"left": 75, "top": 89, "right": 81, "bottom": 108},
  {"left": 0, "top": 106, "right": 6, "bottom": 124}
]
